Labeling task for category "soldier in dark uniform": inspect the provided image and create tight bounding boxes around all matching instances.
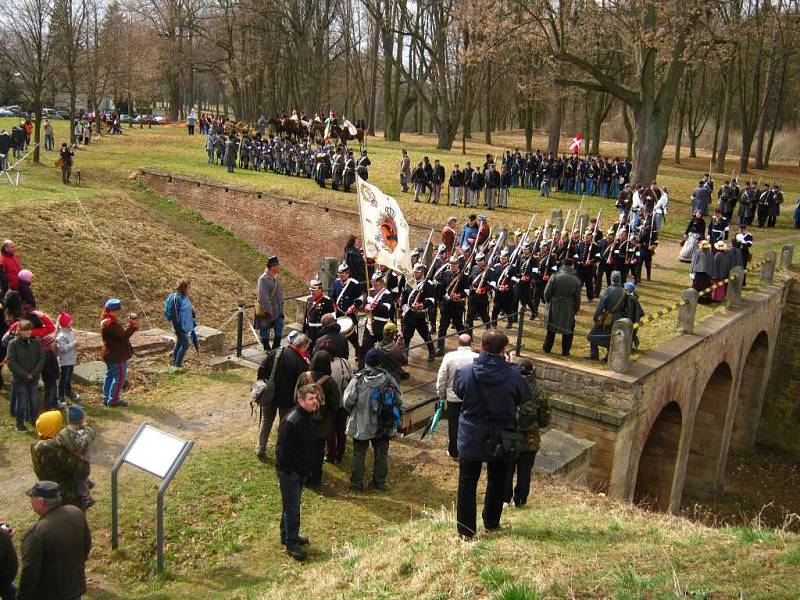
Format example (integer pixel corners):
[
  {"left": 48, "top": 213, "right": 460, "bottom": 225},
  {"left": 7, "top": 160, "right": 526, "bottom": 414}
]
[
  {"left": 466, "top": 253, "right": 492, "bottom": 334},
  {"left": 768, "top": 184, "right": 783, "bottom": 228},
  {"left": 756, "top": 183, "right": 771, "bottom": 227},
  {"left": 343, "top": 150, "right": 356, "bottom": 192},
  {"left": 331, "top": 146, "right": 345, "bottom": 190},
  {"left": 357, "top": 151, "right": 371, "bottom": 181},
  {"left": 596, "top": 229, "right": 615, "bottom": 294},
  {"left": 609, "top": 229, "right": 629, "bottom": 282},
  {"left": 576, "top": 230, "right": 598, "bottom": 301},
  {"left": 448, "top": 164, "right": 464, "bottom": 206},
  {"left": 636, "top": 220, "right": 658, "bottom": 282},
  {"left": 489, "top": 250, "right": 517, "bottom": 328},
  {"left": 361, "top": 271, "right": 394, "bottom": 354},
  {"left": 400, "top": 263, "right": 436, "bottom": 361},
  {"left": 738, "top": 181, "right": 756, "bottom": 226},
  {"left": 303, "top": 278, "right": 335, "bottom": 350},
  {"left": 431, "top": 159, "right": 445, "bottom": 204},
  {"left": 436, "top": 256, "right": 468, "bottom": 356},
  {"left": 707, "top": 208, "right": 730, "bottom": 244},
  {"left": 330, "top": 263, "right": 364, "bottom": 362},
  {"left": 513, "top": 242, "right": 536, "bottom": 320}
]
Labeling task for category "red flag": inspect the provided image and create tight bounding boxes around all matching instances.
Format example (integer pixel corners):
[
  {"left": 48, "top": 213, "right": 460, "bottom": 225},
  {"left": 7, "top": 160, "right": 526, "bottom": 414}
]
[
  {"left": 569, "top": 132, "right": 583, "bottom": 154},
  {"left": 569, "top": 132, "right": 583, "bottom": 153}
]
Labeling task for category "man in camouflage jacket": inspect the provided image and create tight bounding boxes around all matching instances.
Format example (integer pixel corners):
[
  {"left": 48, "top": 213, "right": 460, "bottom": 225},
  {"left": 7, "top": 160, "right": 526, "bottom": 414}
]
[{"left": 505, "top": 359, "right": 550, "bottom": 507}]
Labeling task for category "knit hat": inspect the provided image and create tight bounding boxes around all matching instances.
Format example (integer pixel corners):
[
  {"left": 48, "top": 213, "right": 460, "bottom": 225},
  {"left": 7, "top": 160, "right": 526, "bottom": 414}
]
[
  {"left": 105, "top": 298, "right": 122, "bottom": 310},
  {"left": 36, "top": 410, "right": 63, "bottom": 440},
  {"left": 624, "top": 282, "right": 636, "bottom": 291},
  {"left": 57, "top": 312, "right": 73, "bottom": 328},
  {"left": 18, "top": 269, "right": 32, "bottom": 283},
  {"left": 383, "top": 322, "right": 397, "bottom": 335},
  {"left": 365, "top": 347, "right": 381, "bottom": 367},
  {"left": 67, "top": 404, "right": 85, "bottom": 423}
]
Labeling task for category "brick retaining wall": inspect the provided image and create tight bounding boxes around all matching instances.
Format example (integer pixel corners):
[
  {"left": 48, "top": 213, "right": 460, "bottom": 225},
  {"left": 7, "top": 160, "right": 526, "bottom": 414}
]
[{"left": 137, "top": 169, "right": 431, "bottom": 282}]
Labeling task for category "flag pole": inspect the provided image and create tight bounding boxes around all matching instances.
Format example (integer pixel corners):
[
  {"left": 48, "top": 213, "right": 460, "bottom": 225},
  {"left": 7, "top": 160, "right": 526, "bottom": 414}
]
[{"left": 355, "top": 175, "right": 374, "bottom": 330}]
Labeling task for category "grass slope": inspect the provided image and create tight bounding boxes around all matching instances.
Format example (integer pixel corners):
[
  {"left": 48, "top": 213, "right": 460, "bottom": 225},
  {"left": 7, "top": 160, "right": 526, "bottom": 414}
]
[{"left": 4, "top": 370, "right": 796, "bottom": 599}]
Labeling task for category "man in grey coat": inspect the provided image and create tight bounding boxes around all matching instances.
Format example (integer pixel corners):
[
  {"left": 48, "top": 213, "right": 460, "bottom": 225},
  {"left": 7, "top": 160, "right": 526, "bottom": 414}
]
[
  {"left": 343, "top": 348, "right": 402, "bottom": 491},
  {"left": 542, "top": 258, "right": 582, "bottom": 356},
  {"left": 691, "top": 180, "right": 711, "bottom": 217},
  {"left": 256, "top": 256, "right": 284, "bottom": 351}
]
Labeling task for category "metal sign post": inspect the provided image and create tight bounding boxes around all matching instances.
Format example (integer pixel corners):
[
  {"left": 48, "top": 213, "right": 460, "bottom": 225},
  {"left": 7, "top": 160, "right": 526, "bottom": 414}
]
[{"left": 111, "top": 422, "right": 194, "bottom": 572}]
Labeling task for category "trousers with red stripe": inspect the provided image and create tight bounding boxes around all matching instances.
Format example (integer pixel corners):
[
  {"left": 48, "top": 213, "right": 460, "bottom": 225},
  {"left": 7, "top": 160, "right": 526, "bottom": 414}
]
[{"left": 103, "top": 361, "right": 128, "bottom": 406}]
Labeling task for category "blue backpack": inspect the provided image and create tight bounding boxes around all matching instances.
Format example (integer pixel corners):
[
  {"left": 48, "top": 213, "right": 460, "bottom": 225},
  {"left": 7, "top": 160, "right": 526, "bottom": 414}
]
[
  {"left": 164, "top": 292, "right": 181, "bottom": 323},
  {"left": 369, "top": 379, "right": 401, "bottom": 436}
]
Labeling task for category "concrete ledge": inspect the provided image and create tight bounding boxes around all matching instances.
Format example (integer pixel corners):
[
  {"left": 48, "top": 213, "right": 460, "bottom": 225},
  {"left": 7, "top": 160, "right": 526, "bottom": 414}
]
[
  {"left": 535, "top": 429, "right": 596, "bottom": 484},
  {"left": 73, "top": 361, "right": 107, "bottom": 386},
  {"left": 549, "top": 393, "right": 630, "bottom": 427}
]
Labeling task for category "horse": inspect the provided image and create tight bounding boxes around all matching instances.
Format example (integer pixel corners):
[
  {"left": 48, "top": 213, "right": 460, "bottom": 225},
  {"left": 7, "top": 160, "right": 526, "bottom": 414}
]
[{"left": 316, "top": 122, "right": 365, "bottom": 151}]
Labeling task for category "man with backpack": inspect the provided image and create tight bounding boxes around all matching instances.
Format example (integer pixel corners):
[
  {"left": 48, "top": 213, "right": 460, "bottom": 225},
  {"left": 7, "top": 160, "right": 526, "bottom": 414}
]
[
  {"left": 452, "top": 330, "right": 531, "bottom": 538},
  {"left": 256, "top": 333, "right": 310, "bottom": 460},
  {"left": 343, "top": 347, "right": 403, "bottom": 491}
]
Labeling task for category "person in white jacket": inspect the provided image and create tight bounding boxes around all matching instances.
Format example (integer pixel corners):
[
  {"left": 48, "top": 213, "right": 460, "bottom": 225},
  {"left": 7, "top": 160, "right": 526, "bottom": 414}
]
[
  {"left": 435, "top": 334, "right": 478, "bottom": 460},
  {"left": 56, "top": 312, "right": 79, "bottom": 403}
]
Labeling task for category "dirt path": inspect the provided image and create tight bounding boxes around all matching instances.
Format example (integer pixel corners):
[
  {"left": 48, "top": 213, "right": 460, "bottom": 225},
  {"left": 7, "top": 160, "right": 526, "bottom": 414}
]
[{"left": 0, "top": 362, "right": 253, "bottom": 524}]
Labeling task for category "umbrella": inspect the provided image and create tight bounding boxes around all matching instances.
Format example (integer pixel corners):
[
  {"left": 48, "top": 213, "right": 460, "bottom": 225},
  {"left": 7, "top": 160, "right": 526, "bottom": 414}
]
[
  {"left": 190, "top": 324, "right": 200, "bottom": 353},
  {"left": 420, "top": 398, "right": 446, "bottom": 440}
]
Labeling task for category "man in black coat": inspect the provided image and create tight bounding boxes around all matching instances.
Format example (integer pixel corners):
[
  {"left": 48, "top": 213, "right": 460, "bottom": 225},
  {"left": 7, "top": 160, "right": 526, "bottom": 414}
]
[
  {"left": 256, "top": 333, "right": 311, "bottom": 460},
  {"left": 276, "top": 384, "right": 319, "bottom": 561},
  {"left": 315, "top": 313, "right": 349, "bottom": 360},
  {"left": 452, "top": 330, "right": 531, "bottom": 538},
  {"left": 18, "top": 481, "right": 91, "bottom": 599}
]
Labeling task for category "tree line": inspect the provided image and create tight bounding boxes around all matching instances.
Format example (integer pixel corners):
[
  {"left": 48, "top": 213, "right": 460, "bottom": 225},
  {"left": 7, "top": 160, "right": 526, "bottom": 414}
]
[{"left": 1, "top": 0, "right": 798, "bottom": 180}]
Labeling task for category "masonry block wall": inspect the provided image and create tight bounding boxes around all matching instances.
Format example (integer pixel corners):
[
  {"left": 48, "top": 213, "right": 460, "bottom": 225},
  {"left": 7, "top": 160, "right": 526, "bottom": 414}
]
[
  {"left": 759, "top": 275, "right": 800, "bottom": 459},
  {"left": 137, "top": 170, "right": 431, "bottom": 283}
]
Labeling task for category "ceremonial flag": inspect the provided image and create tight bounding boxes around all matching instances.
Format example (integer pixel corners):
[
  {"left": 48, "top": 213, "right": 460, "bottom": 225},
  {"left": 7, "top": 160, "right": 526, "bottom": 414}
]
[
  {"left": 356, "top": 175, "right": 415, "bottom": 279},
  {"left": 569, "top": 132, "right": 583, "bottom": 154}
]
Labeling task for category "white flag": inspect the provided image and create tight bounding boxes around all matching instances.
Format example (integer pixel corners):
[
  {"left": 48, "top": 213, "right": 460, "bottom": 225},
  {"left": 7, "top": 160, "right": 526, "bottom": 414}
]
[{"left": 356, "top": 175, "right": 414, "bottom": 280}]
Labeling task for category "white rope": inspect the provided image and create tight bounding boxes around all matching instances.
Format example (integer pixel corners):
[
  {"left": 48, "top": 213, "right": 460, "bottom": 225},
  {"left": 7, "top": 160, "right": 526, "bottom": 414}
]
[{"left": 73, "top": 193, "right": 155, "bottom": 329}]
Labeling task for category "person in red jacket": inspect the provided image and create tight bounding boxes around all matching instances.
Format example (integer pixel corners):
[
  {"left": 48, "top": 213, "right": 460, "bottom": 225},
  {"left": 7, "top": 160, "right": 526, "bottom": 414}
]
[
  {"left": 100, "top": 298, "right": 139, "bottom": 407},
  {"left": 1, "top": 240, "right": 21, "bottom": 291}
]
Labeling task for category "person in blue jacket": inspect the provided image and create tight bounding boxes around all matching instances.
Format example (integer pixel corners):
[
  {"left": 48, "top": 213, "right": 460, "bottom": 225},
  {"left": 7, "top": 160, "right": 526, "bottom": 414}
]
[
  {"left": 453, "top": 329, "right": 532, "bottom": 538},
  {"left": 165, "top": 280, "right": 195, "bottom": 367}
]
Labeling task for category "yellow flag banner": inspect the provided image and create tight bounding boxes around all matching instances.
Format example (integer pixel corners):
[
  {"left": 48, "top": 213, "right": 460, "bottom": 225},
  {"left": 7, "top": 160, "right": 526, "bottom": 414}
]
[{"left": 356, "top": 175, "right": 415, "bottom": 280}]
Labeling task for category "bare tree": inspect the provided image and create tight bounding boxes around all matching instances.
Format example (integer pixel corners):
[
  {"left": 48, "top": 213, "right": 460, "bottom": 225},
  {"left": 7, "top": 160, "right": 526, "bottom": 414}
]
[
  {"left": 52, "top": 0, "right": 87, "bottom": 140},
  {"left": 2, "top": 0, "right": 56, "bottom": 163}
]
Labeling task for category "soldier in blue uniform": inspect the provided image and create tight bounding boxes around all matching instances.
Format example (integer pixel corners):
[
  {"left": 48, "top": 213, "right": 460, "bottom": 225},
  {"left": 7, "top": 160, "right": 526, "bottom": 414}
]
[
  {"left": 303, "top": 278, "right": 335, "bottom": 350},
  {"left": 435, "top": 256, "right": 469, "bottom": 356},
  {"left": 400, "top": 263, "right": 437, "bottom": 362},
  {"left": 330, "top": 263, "right": 364, "bottom": 362}
]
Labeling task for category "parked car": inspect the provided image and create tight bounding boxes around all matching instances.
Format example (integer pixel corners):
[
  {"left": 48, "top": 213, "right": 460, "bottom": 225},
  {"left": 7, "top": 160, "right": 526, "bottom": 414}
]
[
  {"left": 0, "top": 107, "right": 16, "bottom": 117},
  {"left": 133, "top": 114, "right": 152, "bottom": 124},
  {"left": 2, "top": 105, "right": 24, "bottom": 117},
  {"left": 151, "top": 116, "right": 169, "bottom": 125},
  {"left": 41, "top": 108, "right": 63, "bottom": 119}
]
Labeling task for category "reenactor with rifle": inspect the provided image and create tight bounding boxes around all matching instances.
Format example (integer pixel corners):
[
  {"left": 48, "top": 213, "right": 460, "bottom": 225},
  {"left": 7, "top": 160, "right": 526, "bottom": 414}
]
[
  {"left": 303, "top": 278, "right": 335, "bottom": 349},
  {"left": 400, "top": 263, "right": 437, "bottom": 362}
]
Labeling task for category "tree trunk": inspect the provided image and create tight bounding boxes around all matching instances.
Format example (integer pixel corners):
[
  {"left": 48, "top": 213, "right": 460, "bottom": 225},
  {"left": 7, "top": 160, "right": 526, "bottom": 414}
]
[
  {"left": 753, "top": 41, "right": 779, "bottom": 169},
  {"left": 484, "top": 63, "right": 492, "bottom": 145},
  {"left": 764, "top": 59, "right": 788, "bottom": 169},
  {"left": 715, "top": 68, "right": 733, "bottom": 173},
  {"left": 525, "top": 106, "right": 534, "bottom": 153},
  {"left": 590, "top": 112, "right": 601, "bottom": 155},
  {"left": 631, "top": 102, "right": 671, "bottom": 185},
  {"left": 367, "top": 23, "right": 379, "bottom": 136},
  {"left": 546, "top": 94, "right": 561, "bottom": 154},
  {"left": 621, "top": 104, "right": 633, "bottom": 161},
  {"left": 674, "top": 82, "right": 686, "bottom": 165}
]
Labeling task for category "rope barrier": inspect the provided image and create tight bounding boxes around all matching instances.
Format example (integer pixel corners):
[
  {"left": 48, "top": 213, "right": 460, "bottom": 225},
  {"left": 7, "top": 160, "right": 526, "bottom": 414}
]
[{"left": 632, "top": 254, "right": 772, "bottom": 331}]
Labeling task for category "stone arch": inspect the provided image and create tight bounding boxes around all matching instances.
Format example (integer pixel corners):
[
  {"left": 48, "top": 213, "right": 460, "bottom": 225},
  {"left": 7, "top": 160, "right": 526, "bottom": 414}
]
[
  {"left": 730, "top": 331, "right": 769, "bottom": 450},
  {"left": 634, "top": 402, "right": 682, "bottom": 510},
  {"left": 684, "top": 362, "right": 733, "bottom": 498}
]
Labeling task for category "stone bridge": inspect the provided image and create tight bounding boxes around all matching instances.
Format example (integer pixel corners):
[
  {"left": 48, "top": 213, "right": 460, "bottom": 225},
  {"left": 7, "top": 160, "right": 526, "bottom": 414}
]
[{"left": 535, "top": 251, "right": 796, "bottom": 512}]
